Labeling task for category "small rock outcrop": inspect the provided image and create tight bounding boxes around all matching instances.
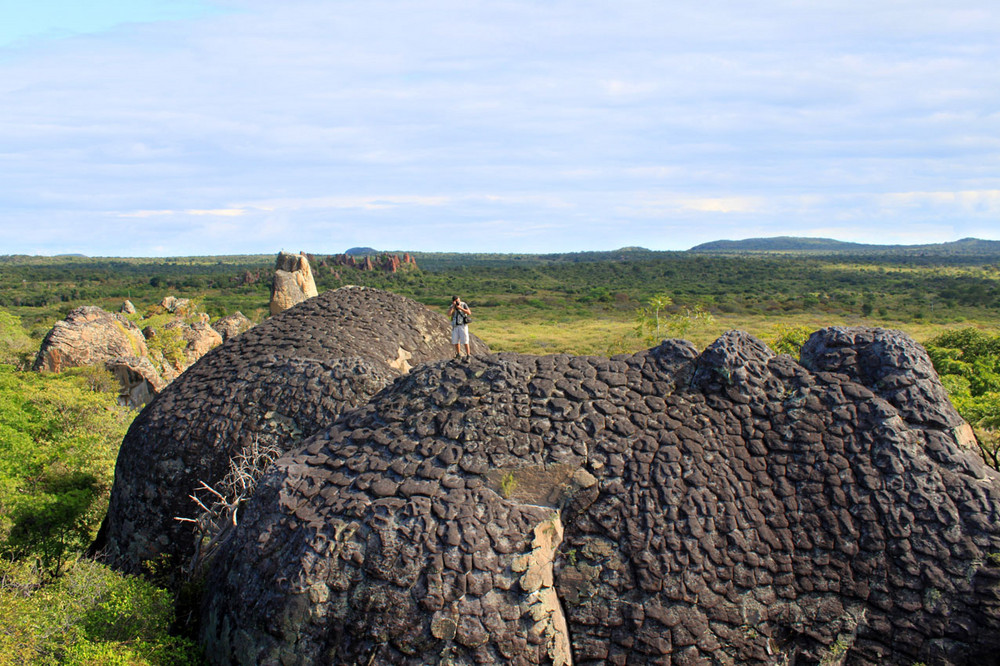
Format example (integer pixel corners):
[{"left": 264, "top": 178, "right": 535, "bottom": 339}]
[
  {"left": 212, "top": 311, "right": 254, "bottom": 342},
  {"left": 105, "top": 356, "right": 167, "bottom": 408},
  {"left": 96, "top": 287, "right": 489, "bottom": 583},
  {"left": 120, "top": 299, "right": 137, "bottom": 314},
  {"left": 145, "top": 320, "right": 224, "bottom": 383},
  {"left": 270, "top": 251, "right": 319, "bottom": 315},
  {"left": 200, "top": 328, "right": 1000, "bottom": 666},
  {"left": 33, "top": 306, "right": 148, "bottom": 373}
]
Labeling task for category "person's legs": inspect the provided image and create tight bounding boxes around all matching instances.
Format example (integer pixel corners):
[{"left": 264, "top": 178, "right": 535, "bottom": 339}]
[{"left": 455, "top": 325, "right": 471, "bottom": 357}]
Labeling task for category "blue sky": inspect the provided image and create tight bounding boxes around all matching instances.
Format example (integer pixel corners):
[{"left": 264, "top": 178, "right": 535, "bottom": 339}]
[{"left": 1, "top": 1, "right": 998, "bottom": 256}]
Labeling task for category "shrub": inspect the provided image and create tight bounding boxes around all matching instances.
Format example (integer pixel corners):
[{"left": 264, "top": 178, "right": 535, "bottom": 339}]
[
  {"left": 0, "top": 558, "right": 201, "bottom": 665},
  {"left": 0, "top": 310, "right": 37, "bottom": 370}
]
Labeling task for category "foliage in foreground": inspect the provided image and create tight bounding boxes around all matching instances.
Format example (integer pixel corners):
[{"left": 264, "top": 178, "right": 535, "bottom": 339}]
[
  {"left": 924, "top": 327, "right": 1000, "bottom": 469},
  {"left": 0, "top": 558, "right": 200, "bottom": 665},
  {"left": 0, "top": 360, "right": 132, "bottom": 578},
  {"left": 0, "top": 312, "right": 199, "bottom": 663}
]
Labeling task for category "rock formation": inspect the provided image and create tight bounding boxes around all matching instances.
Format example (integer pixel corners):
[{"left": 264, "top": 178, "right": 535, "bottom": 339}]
[
  {"left": 325, "top": 252, "right": 419, "bottom": 274},
  {"left": 270, "top": 251, "right": 319, "bottom": 315},
  {"left": 120, "top": 299, "right": 137, "bottom": 314},
  {"left": 159, "top": 295, "right": 192, "bottom": 314},
  {"left": 212, "top": 311, "right": 254, "bottom": 342},
  {"left": 199, "top": 327, "right": 1000, "bottom": 666},
  {"left": 95, "top": 287, "right": 489, "bottom": 583},
  {"left": 105, "top": 356, "right": 167, "bottom": 409},
  {"left": 33, "top": 306, "right": 148, "bottom": 373}
]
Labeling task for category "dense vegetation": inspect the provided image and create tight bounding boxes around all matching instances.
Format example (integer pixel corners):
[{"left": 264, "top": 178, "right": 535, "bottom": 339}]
[
  {"left": 0, "top": 313, "right": 200, "bottom": 663},
  {"left": 1, "top": 245, "right": 999, "bottom": 662}
]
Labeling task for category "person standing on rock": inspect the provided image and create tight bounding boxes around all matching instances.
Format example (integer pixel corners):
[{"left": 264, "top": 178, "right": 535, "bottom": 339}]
[{"left": 448, "top": 295, "right": 472, "bottom": 358}]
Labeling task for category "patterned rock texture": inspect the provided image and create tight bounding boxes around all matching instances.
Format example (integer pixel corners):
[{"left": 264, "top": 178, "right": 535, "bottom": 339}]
[
  {"left": 202, "top": 327, "right": 1000, "bottom": 666},
  {"left": 271, "top": 251, "right": 319, "bottom": 315},
  {"left": 96, "top": 286, "right": 488, "bottom": 581},
  {"left": 33, "top": 305, "right": 149, "bottom": 373}
]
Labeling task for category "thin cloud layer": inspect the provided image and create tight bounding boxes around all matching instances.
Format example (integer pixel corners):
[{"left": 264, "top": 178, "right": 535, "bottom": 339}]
[{"left": 1, "top": 0, "right": 998, "bottom": 255}]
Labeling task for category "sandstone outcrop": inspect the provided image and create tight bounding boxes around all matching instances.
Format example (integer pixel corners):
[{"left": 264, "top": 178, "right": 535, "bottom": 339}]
[
  {"left": 120, "top": 299, "right": 136, "bottom": 314},
  {"left": 212, "top": 311, "right": 253, "bottom": 342},
  {"left": 146, "top": 320, "right": 224, "bottom": 383},
  {"left": 159, "top": 295, "right": 192, "bottom": 314},
  {"left": 33, "top": 306, "right": 148, "bottom": 373},
  {"left": 105, "top": 356, "right": 167, "bottom": 409},
  {"left": 201, "top": 327, "right": 1000, "bottom": 666},
  {"left": 270, "top": 251, "right": 319, "bottom": 315},
  {"left": 95, "top": 287, "right": 489, "bottom": 583}
]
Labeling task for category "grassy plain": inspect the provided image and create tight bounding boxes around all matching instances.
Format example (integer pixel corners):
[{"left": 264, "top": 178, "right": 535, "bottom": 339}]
[{"left": 472, "top": 311, "right": 1000, "bottom": 356}]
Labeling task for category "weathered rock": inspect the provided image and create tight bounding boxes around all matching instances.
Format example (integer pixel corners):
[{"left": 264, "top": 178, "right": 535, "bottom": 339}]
[
  {"left": 168, "top": 320, "right": 223, "bottom": 361},
  {"left": 33, "top": 306, "right": 148, "bottom": 373},
  {"left": 160, "top": 295, "right": 192, "bottom": 314},
  {"left": 147, "top": 320, "right": 225, "bottom": 383},
  {"left": 201, "top": 328, "right": 1000, "bottom": 666},
  {"left": 120, "top": 299, "right": 136, "bottom": 314},
  {"left": 105, "top": 355, "right": 166, "bottom": 408},
  {"left": 270, "top": 251, "right": 319, "bottom": 315},
  {"left": 212, "top": 311, "right": 253, "bottom": 342},
  {"left": 95, "top": 286, "right": 488, "bottom": 583}
]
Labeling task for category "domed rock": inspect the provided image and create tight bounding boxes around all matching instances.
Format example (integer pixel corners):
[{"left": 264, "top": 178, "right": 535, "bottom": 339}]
[
  {"left": 33, "top": 305, "right": 148, "bottom": 373},
  {"left": 270, "top": 251, "right": 319, "bottom": 315},
  {"left": 95, "top": 286, "right": 489, "bottom": 582},
  {"left": 201, "top": 328, "right": 1000, "bottom": 666}
]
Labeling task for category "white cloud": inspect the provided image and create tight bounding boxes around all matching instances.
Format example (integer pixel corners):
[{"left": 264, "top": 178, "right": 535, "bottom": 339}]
[{"left": 1, "top": 0, "right": 999, "bottom": 254}]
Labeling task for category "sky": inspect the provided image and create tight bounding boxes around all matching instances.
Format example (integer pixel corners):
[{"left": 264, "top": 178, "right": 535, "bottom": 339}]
[{"left": 1, "top": 0, "right": 998, "bottom": 256}]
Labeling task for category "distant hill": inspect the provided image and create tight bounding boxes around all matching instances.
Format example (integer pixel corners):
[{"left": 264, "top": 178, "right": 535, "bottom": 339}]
[
  {"left": 688, "top": 236, "right": 1000, "bottom": 256},
  {"left": 344, "top": 247, "right": 379, "bottom": 256}
]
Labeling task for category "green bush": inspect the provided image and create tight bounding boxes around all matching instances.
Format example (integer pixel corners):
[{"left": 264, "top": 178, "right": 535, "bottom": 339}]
[
  {"left": 0, "top": 364, "right": 133, "bottom": 579},
  {"left": 0, "top": 558, "right": 201, "bottom": 665},
  {"left": 926, "top": 327, "right": 1000, "bottom": 468},
  {"left": 0, "top": 311, "right": 37, "bottom": 370},
  {"left": 768, "top": 324, "right": 813, "bottom": 357}
]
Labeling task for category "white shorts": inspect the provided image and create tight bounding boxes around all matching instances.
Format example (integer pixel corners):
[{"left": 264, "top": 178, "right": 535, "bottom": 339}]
[{"left": 451, "top": 325, "right": 469, "bottom": 345}]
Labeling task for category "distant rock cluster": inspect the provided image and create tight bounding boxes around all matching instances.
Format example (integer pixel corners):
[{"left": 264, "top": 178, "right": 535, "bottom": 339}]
[
  {"left": 193, "top": 326, "right": 1000, "bottom": 666},
  {"left": 95, "top": 286, "right": 488, "bottom": 583},
  {"left": 322, "top": 252, "right": 419, "bottom": 274}
]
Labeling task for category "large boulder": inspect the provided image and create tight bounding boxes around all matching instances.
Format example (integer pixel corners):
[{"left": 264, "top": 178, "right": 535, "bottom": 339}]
[
  {"left": 201, "top": 328, "right": 1000, "bottom": 665},
  {"left": 33, "top": 306, "right": 148, "bottom": 373},
  {"left": 95, "top": 287, "right": 489, "bottom": 583},
  {"left": 270, "top": 251, "right": 319, "bottom": 315}
]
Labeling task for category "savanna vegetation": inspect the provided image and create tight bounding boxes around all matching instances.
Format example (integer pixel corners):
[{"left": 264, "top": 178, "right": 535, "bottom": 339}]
[{"left": 1, "top": 244, "right": 999, "bottom": 662}]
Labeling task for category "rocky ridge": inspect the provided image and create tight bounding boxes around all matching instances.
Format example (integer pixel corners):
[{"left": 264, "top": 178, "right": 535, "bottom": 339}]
[{"left": 198, "top": 327, "right": 1000, "bottom": 666}]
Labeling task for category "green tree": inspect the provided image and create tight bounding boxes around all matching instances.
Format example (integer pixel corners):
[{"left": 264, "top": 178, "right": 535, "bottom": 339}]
[{"left": 635, "top": 293, "right": 674, "bottom": 343}]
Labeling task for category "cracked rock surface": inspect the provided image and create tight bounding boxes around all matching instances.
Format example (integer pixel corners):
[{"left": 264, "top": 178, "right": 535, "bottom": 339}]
[
  {"left": 201, "top": 327, "right": 1000, "bottom": 666},
  {"left": 95, "top": 286, "right": 488, "bottom": 581}
]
